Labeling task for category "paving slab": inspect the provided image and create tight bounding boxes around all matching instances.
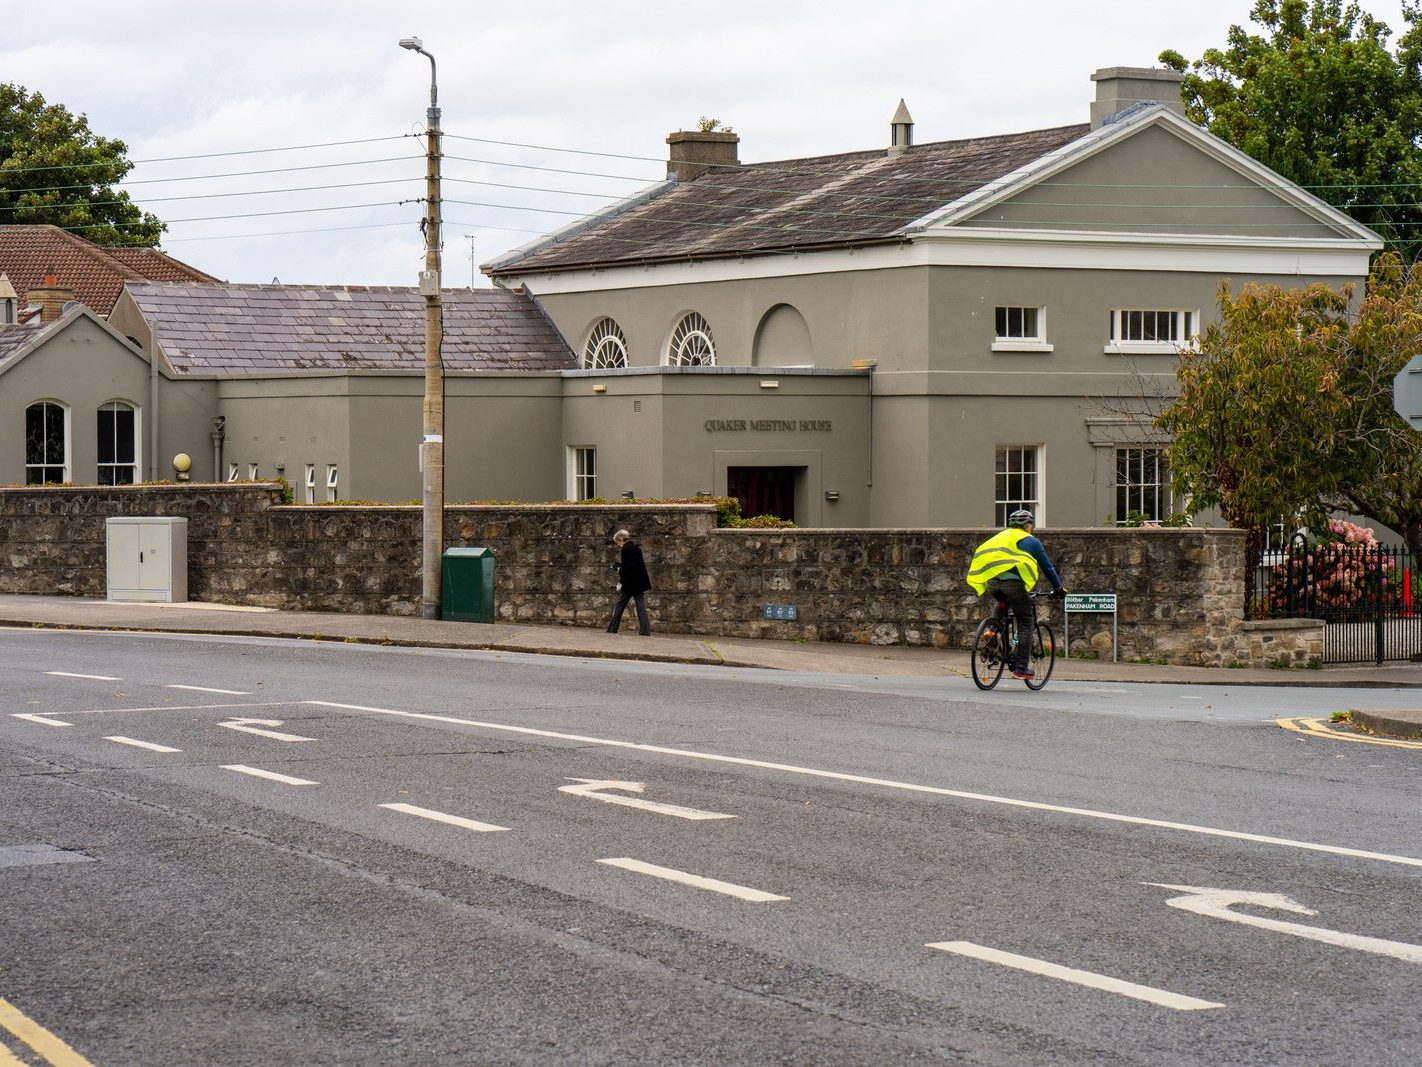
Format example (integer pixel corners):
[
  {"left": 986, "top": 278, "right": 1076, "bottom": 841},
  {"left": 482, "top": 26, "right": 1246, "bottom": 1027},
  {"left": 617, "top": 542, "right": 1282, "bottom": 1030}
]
[{"left": 1, "top": 594, "right": 1420, "bottom": 688}]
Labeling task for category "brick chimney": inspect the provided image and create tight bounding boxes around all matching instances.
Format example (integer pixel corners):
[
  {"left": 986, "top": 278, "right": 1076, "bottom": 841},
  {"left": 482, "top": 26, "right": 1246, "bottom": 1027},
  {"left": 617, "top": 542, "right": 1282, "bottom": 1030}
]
[
  {"left": 667, "top": 129, "right": 740, "bottom": 182},
  {"left": 1090, "top": 66, "right": 1185, "bottom": 130},
  {"left": 25, "top": 273, "right": 76, "bottom": 322}
]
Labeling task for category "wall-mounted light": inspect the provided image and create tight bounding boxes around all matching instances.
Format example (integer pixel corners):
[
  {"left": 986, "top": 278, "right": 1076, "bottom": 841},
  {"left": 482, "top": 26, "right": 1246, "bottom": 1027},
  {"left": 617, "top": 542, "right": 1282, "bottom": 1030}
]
[
  {"left": 592, "top": 384, "right": 607, "bottom": 394},
  {"left": 759, "top": 380, "right": 779, "bottom": 389},
  {"left": 824, "top": 490, "right": 840, "bottom": 501},
  {"left": 695, "top": 490, "right": 713, "bottom": 498},
  {"left": 621, "top": 490, "right": 635, "bottom": 500},
  {"left": 850, "top": 358, "right": 878, "bottom": 370},
  {"left": 275, "top": 462, "right": 286, "bottom": 474}
]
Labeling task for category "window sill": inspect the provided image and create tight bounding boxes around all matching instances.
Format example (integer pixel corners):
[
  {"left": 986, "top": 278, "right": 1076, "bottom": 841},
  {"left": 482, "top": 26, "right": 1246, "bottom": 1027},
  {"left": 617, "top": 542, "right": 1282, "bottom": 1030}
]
[
  {"left": 991, "top": 341, "right": 1053, "bottom": 353},
  {"left": 1103, "top": 343, "right": 1189, "bottom": 355}
]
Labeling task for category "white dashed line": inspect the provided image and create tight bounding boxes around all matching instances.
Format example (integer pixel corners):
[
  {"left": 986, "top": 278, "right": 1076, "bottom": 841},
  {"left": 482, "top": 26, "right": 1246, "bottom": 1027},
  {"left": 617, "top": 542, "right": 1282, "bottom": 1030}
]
[
  {"left": 167, "top": 684, "right": 251, "bottom": 696},
  {"left": 598, "top": 858, "right": 788, "bottom": 902},
  {"left": 927, "top": 941, "right": 1224, "bottom": 1011},
  {"left": 379, "top": 803, "right": 508, "bottom": 833},
  {"left": 220, "top": 765, "right": 317, "bottom": 786},
  {"left": 105, "top": 736, "right": 181, "bottom": 753},
  {"left": 45, "top": 672, "right": 120, "bottom": 681},
  {"left": 11, "top": 714, "right": 71, "bottom": 727}
]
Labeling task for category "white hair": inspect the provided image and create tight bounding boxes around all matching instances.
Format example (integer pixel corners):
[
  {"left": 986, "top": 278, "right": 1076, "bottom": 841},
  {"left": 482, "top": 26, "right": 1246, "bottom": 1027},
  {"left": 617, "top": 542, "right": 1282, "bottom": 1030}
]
[{"left": 613, "top": 529, "right": 630, "bottom": 542}]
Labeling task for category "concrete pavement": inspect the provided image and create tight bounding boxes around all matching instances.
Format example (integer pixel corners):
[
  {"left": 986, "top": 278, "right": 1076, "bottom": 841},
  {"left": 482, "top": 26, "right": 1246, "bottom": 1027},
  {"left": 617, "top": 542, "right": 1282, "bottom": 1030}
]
[{"left": 2, "top": 593, "right": 1421, "bottom": 689}]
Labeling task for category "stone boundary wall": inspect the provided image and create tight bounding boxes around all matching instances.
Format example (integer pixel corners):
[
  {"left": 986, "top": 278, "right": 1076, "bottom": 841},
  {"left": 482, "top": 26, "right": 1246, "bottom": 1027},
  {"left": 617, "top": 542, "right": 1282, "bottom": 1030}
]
[{"left": 0, "top": 485, "right": 1309, "bottom": 667}]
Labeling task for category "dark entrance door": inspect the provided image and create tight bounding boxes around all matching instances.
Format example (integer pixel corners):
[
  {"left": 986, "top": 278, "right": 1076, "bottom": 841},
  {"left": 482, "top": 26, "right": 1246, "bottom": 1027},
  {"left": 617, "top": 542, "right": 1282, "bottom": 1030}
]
[{"left": 727, "top": 466, "right": 798, "bottom": 523}]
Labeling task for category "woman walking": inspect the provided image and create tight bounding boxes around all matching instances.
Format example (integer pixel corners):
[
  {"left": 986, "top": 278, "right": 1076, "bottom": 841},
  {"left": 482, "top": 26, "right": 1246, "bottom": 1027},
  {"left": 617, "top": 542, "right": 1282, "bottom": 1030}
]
[{"left": 606, "top": 529, "right": 652, "bottom": 636}]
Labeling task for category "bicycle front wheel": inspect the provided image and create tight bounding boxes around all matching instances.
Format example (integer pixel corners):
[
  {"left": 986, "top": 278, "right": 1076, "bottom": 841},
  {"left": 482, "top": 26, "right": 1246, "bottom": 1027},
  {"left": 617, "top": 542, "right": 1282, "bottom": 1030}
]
[
  {"left": 971, "top": 617, "right": 1006, "bottom": 690},
  {"left": 1024, "top": 620, "right": 1056, "bottom": 690}
]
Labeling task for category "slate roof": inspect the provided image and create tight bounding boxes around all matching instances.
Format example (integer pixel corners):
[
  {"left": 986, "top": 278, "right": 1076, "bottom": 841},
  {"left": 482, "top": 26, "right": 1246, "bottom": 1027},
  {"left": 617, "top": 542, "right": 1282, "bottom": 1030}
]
[
  {"left": 124, "top": 282, "right": 576, "bottom": 375},
  {"left": 0, "top": 315, "right": 64, "bottom": 368},
  {"left": 489, "top": 123, "right": 1090, "bottom": 274},
  {"left": 0, "top": 225, "right": 218, "bottom": 314}
]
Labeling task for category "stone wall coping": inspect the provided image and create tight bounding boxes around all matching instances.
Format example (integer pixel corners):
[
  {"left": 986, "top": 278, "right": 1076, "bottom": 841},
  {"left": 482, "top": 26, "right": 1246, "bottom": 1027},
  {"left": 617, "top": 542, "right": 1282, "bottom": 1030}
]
[
  {"left": 1242, "top": 618, "right": 1325, "bottom": 631},
  {"left": 269, "top": 502, "right": 721, "bottom": 513},
  {"left": 0, "top": 482, "right": 280, "bottom": 493},
  {"left": 708, "top": 525, "right": 1245, "bottom": 537}
]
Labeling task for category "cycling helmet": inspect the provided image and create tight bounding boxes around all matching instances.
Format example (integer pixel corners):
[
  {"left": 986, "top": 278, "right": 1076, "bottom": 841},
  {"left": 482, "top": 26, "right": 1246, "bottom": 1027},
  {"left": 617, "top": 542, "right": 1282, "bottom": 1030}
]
[{"left": 1006, "top": 509, "right": 1035, "bottom": 529}]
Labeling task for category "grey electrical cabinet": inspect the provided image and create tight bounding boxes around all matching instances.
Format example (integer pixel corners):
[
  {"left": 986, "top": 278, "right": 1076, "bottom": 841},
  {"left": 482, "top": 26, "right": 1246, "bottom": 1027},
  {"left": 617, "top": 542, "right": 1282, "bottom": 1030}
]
[{"left": 106, "top": 517, "right": 188, "bottom": 603}]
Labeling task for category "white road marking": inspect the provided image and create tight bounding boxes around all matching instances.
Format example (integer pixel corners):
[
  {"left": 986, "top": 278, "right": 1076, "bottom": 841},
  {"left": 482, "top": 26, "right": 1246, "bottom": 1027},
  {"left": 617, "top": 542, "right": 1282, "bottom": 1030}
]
[
  {"left": 105, "top": 736, "right": 181, "bottom": 753},
  {"left": 220, "top": 765, "right": 317, "bottom": 786},
  {"left": 44, "top": 672, "right": 120, "bottom": 681},
  {"left": 168, "top": 684, "right": 251, "bottom": 696},
  {"left": 305, "top": 700, "right": 1422, "bottom": 870},
  {"left": 11, "top": 714, "right": 71, "bottom": 727},
  {"left": 379, "top": 803, "right": 508, "bottom": 833},
  {"left": 559, "top": 778, "right": 735, "bottom": 820},
  {"left": 62, "top": 701, "right": 292, "bottom": 715},
  {"left": 1149, "top": 883, "right": 1422, "bottom": 965},
  {"left": 217, "top": 718, "right": 315, "bottom": 742},
  {"left": 598, "top": 858, "right": 788, "bottom": 902},
  {"left": 927, "top": 941, "right": 1224, "bottom": 1011}
]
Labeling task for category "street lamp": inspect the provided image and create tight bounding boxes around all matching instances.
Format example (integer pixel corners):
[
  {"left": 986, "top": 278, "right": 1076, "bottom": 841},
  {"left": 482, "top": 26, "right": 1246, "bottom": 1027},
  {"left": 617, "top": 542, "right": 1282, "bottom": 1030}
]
[{"left": 400, "top": 36, "right": 445, "bottom": 619}]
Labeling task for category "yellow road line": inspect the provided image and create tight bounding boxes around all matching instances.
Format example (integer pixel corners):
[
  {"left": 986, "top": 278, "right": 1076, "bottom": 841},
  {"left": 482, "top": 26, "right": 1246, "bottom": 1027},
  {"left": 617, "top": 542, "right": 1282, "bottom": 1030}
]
[
  {"left": 1277, "top": 717, "right": 1422, "bottom": 750},
  {"left": 0, "top": 1039, "right": 30, "bottom": 1066},
  {"left": 0, "top": 998, "right": 94, "bottom": 1067}
]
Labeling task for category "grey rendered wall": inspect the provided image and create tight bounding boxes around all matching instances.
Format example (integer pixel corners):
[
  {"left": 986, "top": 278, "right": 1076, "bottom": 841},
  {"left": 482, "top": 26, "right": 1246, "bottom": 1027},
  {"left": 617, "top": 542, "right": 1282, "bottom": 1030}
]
[
  {"left": 217, "top": 377, "right": 351, "bottom": 496},
  {"left": 532, "top": 267, "right": 931, "bottom": 371},
  {"left": 0, "top": 315, "right": 213, "bottom": 485},
  {"left": 963, "top": 123, "right": 1341, "bottom": 239}
]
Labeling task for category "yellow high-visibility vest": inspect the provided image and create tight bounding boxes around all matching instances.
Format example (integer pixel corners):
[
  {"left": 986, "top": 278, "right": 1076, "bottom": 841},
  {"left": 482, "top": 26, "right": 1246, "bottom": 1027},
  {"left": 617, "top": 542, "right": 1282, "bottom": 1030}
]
[{"left": 966, "top": 528, "right": 1040, "bottom": 594}]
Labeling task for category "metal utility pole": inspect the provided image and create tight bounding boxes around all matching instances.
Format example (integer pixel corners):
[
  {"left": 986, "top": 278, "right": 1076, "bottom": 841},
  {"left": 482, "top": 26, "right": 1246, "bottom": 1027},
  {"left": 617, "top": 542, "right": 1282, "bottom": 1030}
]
[{"left": 400, "top": 36, "right": 445, "bottom": 619}]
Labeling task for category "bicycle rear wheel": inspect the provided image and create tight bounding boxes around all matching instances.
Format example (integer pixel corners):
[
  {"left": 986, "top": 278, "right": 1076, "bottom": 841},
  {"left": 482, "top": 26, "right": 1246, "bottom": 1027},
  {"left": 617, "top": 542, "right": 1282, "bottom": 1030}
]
[
  {"left": 971, "top": 617, "right": 1006, "bottom": 690},
  {"left": 1024, "top": 620, "right": 1056, "bottom": 690}
]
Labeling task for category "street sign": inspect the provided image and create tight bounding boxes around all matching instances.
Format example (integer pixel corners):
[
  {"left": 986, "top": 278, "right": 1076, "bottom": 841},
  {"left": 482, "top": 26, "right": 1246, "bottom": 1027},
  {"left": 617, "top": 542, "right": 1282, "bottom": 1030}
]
[
  {"left": 1394, "top": 354, "right": 1422, "bottom": 430},
  {"left": 763, "top": 603, "right": 798, "bottom": 621},
  {"left": 1061, "top": 592, "right": 1118, "bottom": 662}
]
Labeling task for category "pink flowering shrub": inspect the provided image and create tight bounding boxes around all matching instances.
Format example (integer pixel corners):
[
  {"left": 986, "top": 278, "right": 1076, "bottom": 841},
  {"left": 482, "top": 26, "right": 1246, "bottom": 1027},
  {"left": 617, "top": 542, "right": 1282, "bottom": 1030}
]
[{"left": 1266, "top": 520, "right": 1402, "bottom": 620}]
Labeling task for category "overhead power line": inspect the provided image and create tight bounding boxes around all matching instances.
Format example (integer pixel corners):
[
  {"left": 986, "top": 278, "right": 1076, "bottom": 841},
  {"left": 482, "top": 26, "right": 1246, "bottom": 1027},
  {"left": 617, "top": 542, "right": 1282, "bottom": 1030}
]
[{"left": 0, "top": 134, "right": 416, "bottom": 176}]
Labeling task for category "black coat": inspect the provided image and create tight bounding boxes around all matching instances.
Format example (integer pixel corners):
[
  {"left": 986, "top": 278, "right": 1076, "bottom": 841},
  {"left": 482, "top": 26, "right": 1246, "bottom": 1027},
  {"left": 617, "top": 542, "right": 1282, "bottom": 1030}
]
[{"left": 617, "top": 541, "right": 652, "bottom": 595}]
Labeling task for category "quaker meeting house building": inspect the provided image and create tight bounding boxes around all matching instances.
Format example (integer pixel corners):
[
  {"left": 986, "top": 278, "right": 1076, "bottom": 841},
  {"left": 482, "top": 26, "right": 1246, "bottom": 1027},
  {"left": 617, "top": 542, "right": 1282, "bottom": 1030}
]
[{"left": 1, "top": 67, "right": 1380, "bottom": 529}]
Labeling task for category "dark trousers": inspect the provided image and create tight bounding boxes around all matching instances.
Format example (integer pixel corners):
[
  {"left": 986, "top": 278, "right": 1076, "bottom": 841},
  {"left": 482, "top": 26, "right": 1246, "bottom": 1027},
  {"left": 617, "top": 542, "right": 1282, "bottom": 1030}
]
[
  {"left": 607, "top": 591, "right": 650, "bottom": 635},
  {"left": 986, "top": 576, "right": 1033, "bottom": 670}
]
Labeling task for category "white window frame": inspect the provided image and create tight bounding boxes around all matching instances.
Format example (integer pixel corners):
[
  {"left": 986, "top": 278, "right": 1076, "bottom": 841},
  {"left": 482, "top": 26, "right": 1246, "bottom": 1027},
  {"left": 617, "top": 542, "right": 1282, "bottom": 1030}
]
[
  {"left": 24, "top": 400, "right": 70, "bottom": 485},
  {"left": 567, "top": 446, "right": 597, "bottom": 501},
  {"left": 96, "top": 400, "right": 141, "bottom": 486},
  {"left": 583, "top": 317, "right": 628, "bottom": 369},
  {"left": 248, "top": 462, "right": 259, "bottom": 480},
  {"left": 991, "top": 305, "right": 1052, "bottom": 353},
  {"left": 1114, "top": 446, "right": 1173, "bottom": 524},
  {"left": 304, "top": 463, "right": 316, "bottom": 503},
  {"left": 227, "top": 463, "right": 240, "bottom": 482},
  {"left": 325, "top": 464, "right": 339, "bottom": 503},
  {"left": 994, "top": 445, "right": 1043, "bottom": 527},
  {"left": 665, "top": 312, "right": 717, "bottom": 366},
  {"left": 1105, "top": 308, "right": 1198, "bottom": 355}
]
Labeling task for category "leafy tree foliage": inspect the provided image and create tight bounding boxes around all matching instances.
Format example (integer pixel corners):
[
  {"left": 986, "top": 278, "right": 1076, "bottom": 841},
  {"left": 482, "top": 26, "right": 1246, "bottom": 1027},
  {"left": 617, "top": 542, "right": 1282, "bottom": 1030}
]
[
  {"left": 1159, "top": 253, "right": 1422, "bottom": 567},
  {"left": 1160, "top": 0, "right": 1422, "bottom": 258},
  {"left": 0, "top": 83, "right": 163, "bottom": 245}
]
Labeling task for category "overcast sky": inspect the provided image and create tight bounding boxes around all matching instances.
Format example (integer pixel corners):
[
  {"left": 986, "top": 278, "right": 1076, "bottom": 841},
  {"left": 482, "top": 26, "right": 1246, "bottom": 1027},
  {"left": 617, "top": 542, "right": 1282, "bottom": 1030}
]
[{"left": 2, "top": 0, "right": 1410, "bottom": 286}]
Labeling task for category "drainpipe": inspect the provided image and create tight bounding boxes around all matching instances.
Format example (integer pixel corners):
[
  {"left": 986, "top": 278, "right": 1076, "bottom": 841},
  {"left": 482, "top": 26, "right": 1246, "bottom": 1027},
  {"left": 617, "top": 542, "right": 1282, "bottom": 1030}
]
[
  {"left": 211, "top": 416, "right": 226, "bottom": 482},
  {"left": 149, "top": 334, "right": 160, "bottom": 481}
]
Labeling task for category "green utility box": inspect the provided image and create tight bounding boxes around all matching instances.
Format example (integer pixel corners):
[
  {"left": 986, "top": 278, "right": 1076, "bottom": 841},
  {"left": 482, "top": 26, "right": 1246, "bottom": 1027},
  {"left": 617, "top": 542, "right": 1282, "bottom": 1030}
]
[{"left": 442, "top": 547, "right": 495, "bottom": 622}]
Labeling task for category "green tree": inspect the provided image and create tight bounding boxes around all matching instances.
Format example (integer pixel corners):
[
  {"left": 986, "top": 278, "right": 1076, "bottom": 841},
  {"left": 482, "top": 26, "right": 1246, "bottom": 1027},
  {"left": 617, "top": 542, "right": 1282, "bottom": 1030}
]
[
  {"left": 1159, "top": 253, "right": 1422, "bottom": 571},
  {"left": 0, "top": 83, "right": 163, "bottom": 245},
  {"left": 1160, "top": 0, "right": 1422, "bottom": 259}
]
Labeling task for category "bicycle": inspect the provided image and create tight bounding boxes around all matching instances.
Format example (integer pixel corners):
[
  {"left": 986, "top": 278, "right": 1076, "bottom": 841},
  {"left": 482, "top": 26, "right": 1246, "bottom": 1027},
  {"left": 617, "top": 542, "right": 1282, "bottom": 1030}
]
[{"left": 971, "top": 590, "right": 1058, "bottom": 691}]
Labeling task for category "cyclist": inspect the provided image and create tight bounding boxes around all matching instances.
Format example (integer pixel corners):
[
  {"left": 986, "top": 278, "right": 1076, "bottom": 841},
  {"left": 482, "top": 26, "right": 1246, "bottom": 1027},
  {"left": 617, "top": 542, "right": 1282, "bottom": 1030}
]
[{"left": 966, "top": 509, "right": 1066, "bottom": 679}]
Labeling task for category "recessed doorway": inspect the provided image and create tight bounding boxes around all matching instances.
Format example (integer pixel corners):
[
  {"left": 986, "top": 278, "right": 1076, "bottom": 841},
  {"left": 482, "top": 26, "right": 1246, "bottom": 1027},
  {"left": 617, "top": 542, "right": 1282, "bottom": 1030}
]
[{"left": 727, "top": 465, "right": 800, "bottom": 523}]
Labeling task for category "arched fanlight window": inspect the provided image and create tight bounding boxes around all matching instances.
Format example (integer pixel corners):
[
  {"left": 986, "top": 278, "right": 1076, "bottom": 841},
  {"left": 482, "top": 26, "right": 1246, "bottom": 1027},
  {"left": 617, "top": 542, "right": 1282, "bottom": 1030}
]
[
  {"left": 24, "top": 402, "right": 67, "bottom": 484},
  {"left": 97, "top": 401, "right": 138, "bottom": 485},
  {"left": 583, "top": 318, "right": 628, "bottom": 369},
  {"left": 667, "top": 312, "right": 716, "bottom": 366}
]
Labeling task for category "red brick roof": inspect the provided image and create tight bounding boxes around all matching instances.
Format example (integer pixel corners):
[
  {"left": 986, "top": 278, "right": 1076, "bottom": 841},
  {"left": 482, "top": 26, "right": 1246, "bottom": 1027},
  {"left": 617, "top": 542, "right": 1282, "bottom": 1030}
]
[
  {"left": 489, "top": 123, "right": 1091, "bottom": 274},
  {"left": 0, "top": 225, "right": 218, "bottom": 315},
  {"left": 125, "top": 282, "right": 576, "bottom": 374}
]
